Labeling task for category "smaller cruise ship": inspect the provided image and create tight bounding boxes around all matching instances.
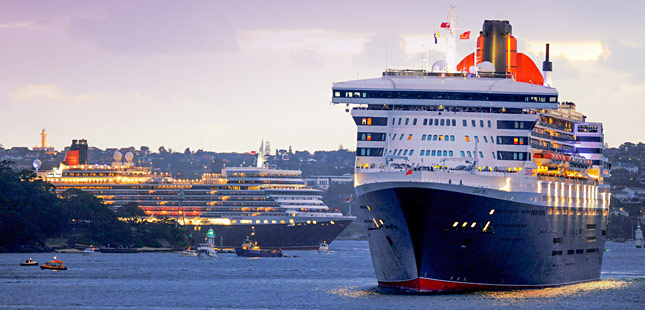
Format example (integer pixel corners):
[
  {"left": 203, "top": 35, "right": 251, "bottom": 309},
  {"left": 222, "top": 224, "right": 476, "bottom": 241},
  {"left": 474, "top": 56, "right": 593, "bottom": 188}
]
[{"left": 41, "top": 140, "right": 355, "bottom": 249}]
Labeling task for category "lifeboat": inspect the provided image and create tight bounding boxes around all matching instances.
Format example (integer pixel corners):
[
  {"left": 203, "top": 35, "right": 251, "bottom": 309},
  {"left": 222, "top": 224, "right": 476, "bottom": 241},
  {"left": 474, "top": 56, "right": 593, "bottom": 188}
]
[
  {"left": 20, "top": 258, "right": 38, "bottom": 266},
  {"left": 534, "top": 152, "right": 567, "bottom": 167},
  {"left": 40, "top": 257, "right": 67, "bottom": 270}
]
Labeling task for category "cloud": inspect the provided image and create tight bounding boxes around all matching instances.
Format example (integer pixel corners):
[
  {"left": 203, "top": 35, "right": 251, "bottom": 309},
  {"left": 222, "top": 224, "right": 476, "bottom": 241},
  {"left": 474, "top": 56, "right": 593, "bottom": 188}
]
[
  {"left": 9, "top": 84, "right": 64, "bottom": 99},
  {"left": 239, "top": 29, "right": 365, "bottom": 54},
  {"left": 291, "top": 49, "right": 323, "bottom": 67},
  {"left": 600, "top": 39, "right": 645, "bottom": 81},
  {"left": 525, "top": 40, "right": 607, "bottom": 62},
  {"left": 66, "top": 2, "right": 237, "bottom": 54}
]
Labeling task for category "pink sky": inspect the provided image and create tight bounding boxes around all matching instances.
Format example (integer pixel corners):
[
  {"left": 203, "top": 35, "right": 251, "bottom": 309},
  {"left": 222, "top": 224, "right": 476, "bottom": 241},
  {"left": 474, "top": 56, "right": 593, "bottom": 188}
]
[{"left": 1, "top": 0, "right": 643, "bottom": 152}]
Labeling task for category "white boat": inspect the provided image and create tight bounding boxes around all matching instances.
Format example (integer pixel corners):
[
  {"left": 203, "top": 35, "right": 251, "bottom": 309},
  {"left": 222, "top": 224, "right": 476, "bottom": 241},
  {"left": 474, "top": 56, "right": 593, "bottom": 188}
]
[
  {"left": 82, "top": 247, "right": 100, "bottom": 255},
  {"left": 318, "top": 242, "right": 329, "bottom": 253},
  {"left": 179, "top": 248, "right": 198, "bottom": 257},
  {"left": 197, "top": 228, "right": 218, "bottom": 259}
]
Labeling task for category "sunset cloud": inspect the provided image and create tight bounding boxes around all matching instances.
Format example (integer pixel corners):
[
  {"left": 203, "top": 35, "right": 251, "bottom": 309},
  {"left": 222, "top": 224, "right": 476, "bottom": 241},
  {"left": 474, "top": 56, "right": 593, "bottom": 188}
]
[{"left": 9, "top": 84, "right": 65, "bottom": 99}]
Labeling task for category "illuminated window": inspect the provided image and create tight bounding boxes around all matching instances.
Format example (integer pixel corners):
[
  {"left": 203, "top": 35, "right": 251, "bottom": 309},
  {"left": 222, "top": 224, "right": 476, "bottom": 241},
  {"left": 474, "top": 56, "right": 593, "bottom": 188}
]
[
  {"left": 408, "top": 134, "right": 413, "bottom": 140},
  {"left": 439, "top": 135, "right": 443, "bottom": 141},
  {"left": 465, "top": 135, "right": 470, "bottom": 142},
  {"left": 366, "top": 134, "right": 372, "bottom": 141}
]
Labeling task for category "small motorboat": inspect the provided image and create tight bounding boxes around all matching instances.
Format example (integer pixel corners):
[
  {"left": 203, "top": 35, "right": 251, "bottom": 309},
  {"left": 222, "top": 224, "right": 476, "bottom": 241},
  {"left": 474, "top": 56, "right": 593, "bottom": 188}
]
[
  {"left": 40, "top": 257, "right": 67, "bottom": 270},
  {"left": 235, "top": 235, "right": 283, "bottom": 258},
  {"left": 20, "top": 258, "right": 38, "bottom": 266},
  {"left": 318, "top": 241, "right": 329, "bottom": 253},
  {"left": 197, "top": 248, "right": 217, "bottom": 260},
  {"left": 82, "top": 246, "right": 101, "bottom": 255},
  {"left": 179, "top": 247, "right": 198, "bottom": 257}
]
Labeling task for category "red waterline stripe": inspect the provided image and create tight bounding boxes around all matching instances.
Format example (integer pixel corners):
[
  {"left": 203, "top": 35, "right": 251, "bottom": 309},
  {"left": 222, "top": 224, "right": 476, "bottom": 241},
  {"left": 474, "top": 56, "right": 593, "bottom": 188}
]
[{"left": 378, "top": 278, "right": 559, "bottom": 292}]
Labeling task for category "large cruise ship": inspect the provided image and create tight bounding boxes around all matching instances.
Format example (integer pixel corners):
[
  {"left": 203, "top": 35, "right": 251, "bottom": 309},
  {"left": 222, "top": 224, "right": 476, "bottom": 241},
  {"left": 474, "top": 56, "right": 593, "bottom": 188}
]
[
  {"left": 332, "top": 19, "right": 609, "bottom": 291},
  {"left": 42, "top": 140, "right": 355, "bottom": 249}
]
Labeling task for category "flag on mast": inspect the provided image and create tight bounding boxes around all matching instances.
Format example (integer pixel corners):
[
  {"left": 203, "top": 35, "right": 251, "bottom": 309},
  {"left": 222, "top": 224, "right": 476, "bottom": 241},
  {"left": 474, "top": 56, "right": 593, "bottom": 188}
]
[
  {"left": 459, "top": 31, "right": 471, "bottom": 40},
  {"left": 440, "top": 22, "right": 450, "bottom": 29}
]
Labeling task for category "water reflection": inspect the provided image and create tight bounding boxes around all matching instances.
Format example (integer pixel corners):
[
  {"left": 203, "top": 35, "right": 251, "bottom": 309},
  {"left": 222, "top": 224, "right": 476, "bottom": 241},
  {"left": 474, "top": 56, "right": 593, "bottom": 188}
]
[{"left": 481, "top": 279, "right": 630, "bottom": 300}]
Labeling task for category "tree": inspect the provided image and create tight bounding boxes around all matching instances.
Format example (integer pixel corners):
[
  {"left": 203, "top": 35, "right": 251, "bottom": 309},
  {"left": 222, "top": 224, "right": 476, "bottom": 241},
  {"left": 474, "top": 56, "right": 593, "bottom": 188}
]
[{"left": 115, "top": 202, "right": 145, "bottom": 220}]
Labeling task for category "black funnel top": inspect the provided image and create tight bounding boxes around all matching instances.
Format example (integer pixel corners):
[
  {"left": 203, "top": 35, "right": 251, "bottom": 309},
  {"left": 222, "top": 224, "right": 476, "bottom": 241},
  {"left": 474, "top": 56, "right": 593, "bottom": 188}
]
[{"left": 481, "top": 20, "right": 512, "bottom": 74}]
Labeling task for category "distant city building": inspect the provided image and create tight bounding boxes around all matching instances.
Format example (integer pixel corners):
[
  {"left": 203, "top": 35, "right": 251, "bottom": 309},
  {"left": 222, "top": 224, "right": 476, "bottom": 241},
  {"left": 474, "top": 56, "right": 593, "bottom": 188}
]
[
  {"left": 611, "top": 162, "right": 639, "bottom": 173},
  {"left": 304, "top": 174, "right": 353, "bottom": 190}
]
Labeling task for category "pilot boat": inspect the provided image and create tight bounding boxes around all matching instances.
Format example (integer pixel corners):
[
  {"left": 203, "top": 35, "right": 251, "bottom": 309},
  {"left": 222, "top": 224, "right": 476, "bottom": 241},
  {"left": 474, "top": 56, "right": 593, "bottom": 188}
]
[{"left": 40, "top": 257, "right": 67, "bottom": 270}]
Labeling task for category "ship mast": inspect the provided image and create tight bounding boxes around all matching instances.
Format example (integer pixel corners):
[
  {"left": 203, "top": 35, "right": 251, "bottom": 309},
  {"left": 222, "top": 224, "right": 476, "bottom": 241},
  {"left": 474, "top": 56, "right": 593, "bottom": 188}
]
[{"left": 445, "top": 5, "right": 458, "bottom": 73}]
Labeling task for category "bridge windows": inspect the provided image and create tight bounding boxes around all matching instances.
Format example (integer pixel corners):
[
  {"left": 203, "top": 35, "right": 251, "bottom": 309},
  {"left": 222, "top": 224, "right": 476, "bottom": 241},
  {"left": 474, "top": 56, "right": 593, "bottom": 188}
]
[
  {"left": 497, "top": 136, "right": 528, "bottom": 145},
  {"left": 357, "top": 132, "right": 386, "bottom": 141},
  {"left": 497, "top": 120, "right": 536, "bottom": 130},
  {"left": 357, "top": 147, "right": 384, "bottom": 157},
  {"left": 353, "top": 117, "right": 388, "bottom": 126},
  {"left": 497, "top": 151, "right": 531, "bottom": 161}
]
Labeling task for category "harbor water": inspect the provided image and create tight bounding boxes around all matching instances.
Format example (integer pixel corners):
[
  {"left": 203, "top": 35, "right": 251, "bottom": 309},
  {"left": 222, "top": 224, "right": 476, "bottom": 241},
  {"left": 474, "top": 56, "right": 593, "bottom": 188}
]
[{"left": 1, "top": 240, "right": 643, "bottom": 309}]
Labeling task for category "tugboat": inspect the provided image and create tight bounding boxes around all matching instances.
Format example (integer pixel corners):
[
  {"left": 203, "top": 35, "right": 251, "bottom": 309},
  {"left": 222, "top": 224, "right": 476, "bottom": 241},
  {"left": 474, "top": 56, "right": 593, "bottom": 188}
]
[
  {"left": 318, "top": 241, "right": 329, "bottom": 253},
  {"left": 235, "top": 227, "right": 283, "bottom": 257},
  {"left": 40, "top": 257, "right": 67, "bottom": 270},
  {"left": 20, "top": 258, "right": 38, "bottom": 266}
]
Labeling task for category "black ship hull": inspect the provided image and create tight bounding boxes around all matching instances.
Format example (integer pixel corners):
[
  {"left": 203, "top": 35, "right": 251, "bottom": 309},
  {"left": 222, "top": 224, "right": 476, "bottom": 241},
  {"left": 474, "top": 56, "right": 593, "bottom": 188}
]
[
  {"left": 356, "top": 181, "right": 607, "bottom": 292},
  {"left": 187, "top": 219, "right": 353, "bottom": 250}
]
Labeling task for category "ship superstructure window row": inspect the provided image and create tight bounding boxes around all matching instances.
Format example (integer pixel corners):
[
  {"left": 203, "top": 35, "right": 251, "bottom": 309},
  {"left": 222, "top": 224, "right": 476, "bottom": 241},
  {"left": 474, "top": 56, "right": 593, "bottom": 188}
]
[
  {"left": 497, "top": 120, "right": 536, "bottom": 130},
  {"left": 334, "top": 90, "right": 557, "bottom": 103},
  {"left": 497, "top": 151, "right": 531, "bottom": 161},
  {"left": 354, "top": 117, "right": 388, "bottom": 126},
  {"left": 357, "top": 147, "right": 384, "bottom": 157},
  {"left": 357, "top": 132, "right": 386, "bottom": 141},
  {"left": 497, "top": 136, "right": 528, "bottom": 145}
]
